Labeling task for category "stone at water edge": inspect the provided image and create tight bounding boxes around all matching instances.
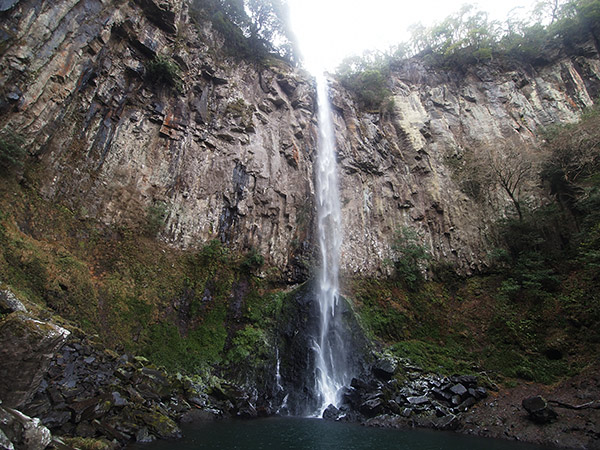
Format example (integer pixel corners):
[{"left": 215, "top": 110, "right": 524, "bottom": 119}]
[
  {"left": 522, "top": 395, "right": 558, "bottom": 424},
  {"left": 359, "top": 398, "right": 385, "bottom": 417}
]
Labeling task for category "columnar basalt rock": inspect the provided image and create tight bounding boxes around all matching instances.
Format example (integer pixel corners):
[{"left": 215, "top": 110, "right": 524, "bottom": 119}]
[
  {"left": 1, "top": 0, "right": 599, "bottom": 278},
  {"left": 0, "top": 0, "right": 316, "bottom": 282}
]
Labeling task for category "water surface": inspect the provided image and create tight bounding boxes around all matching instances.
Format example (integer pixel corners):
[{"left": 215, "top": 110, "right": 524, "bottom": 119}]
[{"left": 128, "top": 417, "right": 553, "bottom": 450}]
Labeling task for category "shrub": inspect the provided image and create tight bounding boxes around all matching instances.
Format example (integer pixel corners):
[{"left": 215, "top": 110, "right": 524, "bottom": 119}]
[
  {"left": 389, "top": 227, "right": 431, "bottom": 290},
  {"left": 145, "top": 55, "right": 182, "bottom": 91},
  {"left": 0, "top": 128, "right": 26, "bottom": 174},
  {"left": 337, "top": 53, "right": 392, "bottom": 111},
  {"left": 239, "top": 247, "right": 264, "bottom": 274},
  {"left": 144, "top": 201, "right": 168, "bottom": 237}
]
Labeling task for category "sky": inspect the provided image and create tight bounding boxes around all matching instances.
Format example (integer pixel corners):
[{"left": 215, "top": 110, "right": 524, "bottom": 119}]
[{"left": 287, "top": 0, "right": 541, "bottom": 72}]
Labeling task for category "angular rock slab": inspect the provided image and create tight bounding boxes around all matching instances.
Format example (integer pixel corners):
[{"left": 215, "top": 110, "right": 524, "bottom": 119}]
[{"left": 0, "top": 312, "right": 70, "bottom": 409}]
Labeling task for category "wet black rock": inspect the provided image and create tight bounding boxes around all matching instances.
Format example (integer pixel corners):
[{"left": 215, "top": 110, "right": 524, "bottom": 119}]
[
  {"left": 360, "top": 398, "right": 385, "bottom": 417},
  {"left": 372, "top": 357, "right": 397, "bottom": 381},
  {"left": 334, "top": 363, "right": 488, "bottom": 430},
  {"left": 322, "top": 404, "right": 340, "bottom": 420}
]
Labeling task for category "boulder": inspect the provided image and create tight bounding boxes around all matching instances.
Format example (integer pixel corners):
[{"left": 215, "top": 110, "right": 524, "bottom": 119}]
[
  {"left": 0, "top": 290, "right": 27, "bottom": 314},
  {"left": 449, "top": 383, "right": 467, "bottom": 397},
  {"left": 522, "top": 396, "right": 558, "bottom": 424},
  {"left": 455, "top": 396, "right": 476, "bottom": 412},
  {"left": 0, "top": 312, "right": 70, "bottom": 408},
  {"left": 407, "top": 395, "right": 429, "bottom": 406},
  {"left": 359, "top": 398, "right": 385, "bottom": 417},
  {"left": 322, "top": 404, "right": 340, "bottom": 420},
  {"left": 372, "top": 356, "right": 398, "bottom": 381}
]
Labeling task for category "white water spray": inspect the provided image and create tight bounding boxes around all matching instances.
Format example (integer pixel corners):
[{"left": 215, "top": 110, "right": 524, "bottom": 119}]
[{"left": 313, "top": 73, "right": 349, "bottom": 415}]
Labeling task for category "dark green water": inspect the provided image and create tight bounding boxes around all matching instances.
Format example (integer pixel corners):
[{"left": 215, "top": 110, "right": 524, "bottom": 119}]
[{"left": 127, "top": 417, "right": 553, "bottom": 450}]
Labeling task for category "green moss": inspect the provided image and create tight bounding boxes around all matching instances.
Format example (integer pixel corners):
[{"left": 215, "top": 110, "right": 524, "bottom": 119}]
[
  {"left": 350, "top": 272, "right": 595, "bottom": 385},
  {"left": 61, "top": 437, "right": 114, "bottom": 450},
  {"left": 390, "top": 339, "right": 472, "bottom": 375},
  {"left": 226, "top": 325, "right": 269, "bottom": 365},
  {"left": 0, "top": 181, "right": 270, "bottom": 374}
]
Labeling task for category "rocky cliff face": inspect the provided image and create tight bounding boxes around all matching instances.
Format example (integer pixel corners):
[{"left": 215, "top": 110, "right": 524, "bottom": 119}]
[
  {"left": 1, "top": 0, "right": 599, "bottom": 278},
  {"left": 331, "top": 49, "right": 600, "bottom": 275},
  {"left": 0, "top": 0, "right": 317, "bottom": 281}
]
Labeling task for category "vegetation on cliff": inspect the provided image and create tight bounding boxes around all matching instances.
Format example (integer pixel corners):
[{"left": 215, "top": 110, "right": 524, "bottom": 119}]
[
  {"left": 0, "top": 174, "right": 281, "bottom": 379},
  {"left": 337, "top": 0, "right": 600, "bottom": 109}
]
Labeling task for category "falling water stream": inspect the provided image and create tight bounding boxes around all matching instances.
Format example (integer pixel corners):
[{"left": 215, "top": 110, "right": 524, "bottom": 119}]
[{"left": 313, "top": 73, "right": 350, "bottom": 415}]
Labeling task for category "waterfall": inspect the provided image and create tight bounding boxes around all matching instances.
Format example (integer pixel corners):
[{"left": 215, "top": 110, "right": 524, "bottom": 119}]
[{"left": 313, "top": 73, "right": 349, "bottom": 415}]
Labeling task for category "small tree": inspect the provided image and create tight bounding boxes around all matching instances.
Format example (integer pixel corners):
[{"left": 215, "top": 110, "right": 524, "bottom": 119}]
[
  {"left": 145, "top": 55, "right": 182, "bottom": 91},
  {"left": 458, "top": 143, "right": 535, "bottom": 221},
  {"left": 389, "top": 227, "right": 431, "bottom": 290},
  {"left": 0, "top": 128, "right": 27, "bottom": 175}
]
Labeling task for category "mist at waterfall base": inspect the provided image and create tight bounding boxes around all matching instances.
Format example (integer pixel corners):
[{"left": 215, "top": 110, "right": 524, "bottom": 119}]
[{"left": 127, "top": 417, "right": 554, "bottom": 450}]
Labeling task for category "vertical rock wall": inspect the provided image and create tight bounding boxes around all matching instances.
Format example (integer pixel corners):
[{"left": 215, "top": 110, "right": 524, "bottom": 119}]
[
  {"left": 329, "top": 50, "right": 600, "bottom": 275},
  {"left": 0, "top": 0, "right": 316, "bottom": 281},
  {"left": 1, "top": 0, "right": 599, "bottom": 277}
]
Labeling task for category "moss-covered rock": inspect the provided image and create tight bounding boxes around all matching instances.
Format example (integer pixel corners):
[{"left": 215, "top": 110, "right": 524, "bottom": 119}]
[{"left": 123, "top": 405, "right": 181, "bottom": 439}]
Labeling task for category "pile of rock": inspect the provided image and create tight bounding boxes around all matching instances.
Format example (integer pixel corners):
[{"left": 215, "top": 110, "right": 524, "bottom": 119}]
[
  {"left": 0, "top": 287, "right": 262, "bottom": 449},
  {"left": 23, "top": 342, "right": 184, "bottom": 445},
  {"left": 324, "top": 357, "right": 488, "bottom": 430},
  {"left": 20, "top": 333, "right": 272, "bottom": 447}
]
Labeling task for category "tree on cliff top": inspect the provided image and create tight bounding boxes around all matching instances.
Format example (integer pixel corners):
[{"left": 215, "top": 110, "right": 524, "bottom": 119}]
[{"left": 191, "top": 0, "right": 297, "bottom": 64}]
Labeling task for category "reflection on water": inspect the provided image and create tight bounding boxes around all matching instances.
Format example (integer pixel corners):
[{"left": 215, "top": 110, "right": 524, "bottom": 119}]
[{"left": 127, "top": 417, "right": 553, "bottom": 450}]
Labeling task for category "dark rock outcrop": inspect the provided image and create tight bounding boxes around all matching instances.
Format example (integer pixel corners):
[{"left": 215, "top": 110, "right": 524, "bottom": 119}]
[
  {"left": 332, "top": 359, "right": 488, "bottom": 429},
  {"left": 276, "top": 282, "right": 372, "bottom": 416},
  {"left": 522, "top": 395, "right": 558, "bottom": 424}
]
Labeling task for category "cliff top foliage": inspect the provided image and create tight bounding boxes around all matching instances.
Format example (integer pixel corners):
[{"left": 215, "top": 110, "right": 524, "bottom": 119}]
[
  {"left": 190, "top": 0, "right": 298, "bottom": 65},
  {"left": 337, "top": 0, "right": 600, "bottom": 109}
]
